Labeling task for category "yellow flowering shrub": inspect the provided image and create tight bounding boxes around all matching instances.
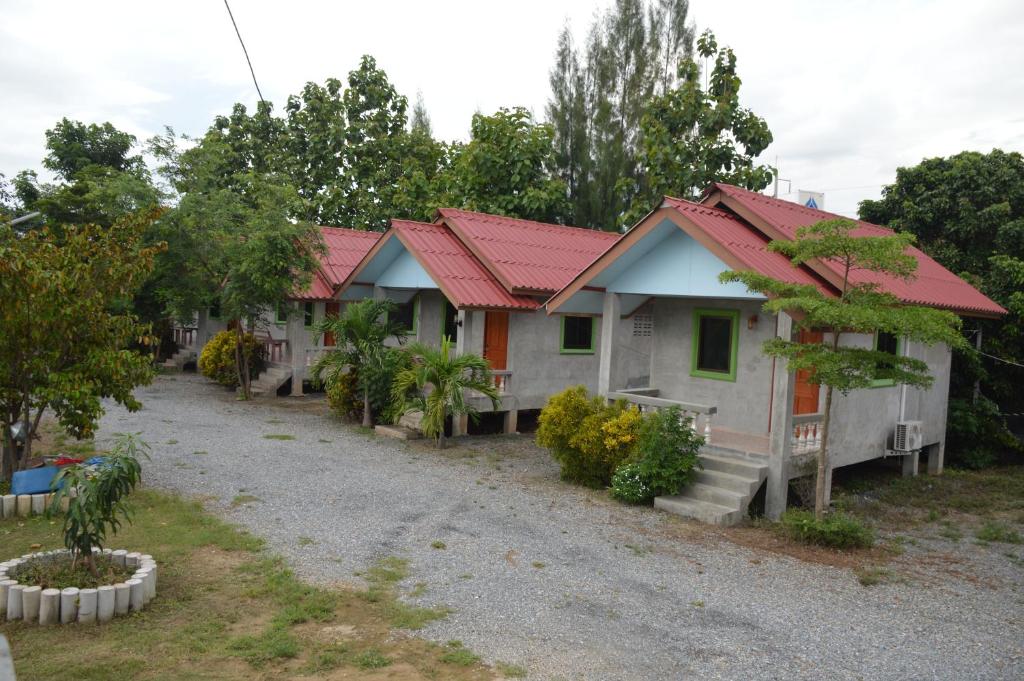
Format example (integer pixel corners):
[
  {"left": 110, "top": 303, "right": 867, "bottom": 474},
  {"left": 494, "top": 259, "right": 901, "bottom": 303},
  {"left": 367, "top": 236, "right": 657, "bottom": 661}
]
[{"left": 198, "top": 330, "right": 265, "bottom": 387}]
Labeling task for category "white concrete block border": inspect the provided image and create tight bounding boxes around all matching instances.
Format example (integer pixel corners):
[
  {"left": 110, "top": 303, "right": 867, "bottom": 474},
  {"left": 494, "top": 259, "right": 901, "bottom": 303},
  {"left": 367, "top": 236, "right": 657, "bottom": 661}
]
[
  {"left": 0, "top": 493, "right": 68, "bottom": 519},
  {"left": 0, "top": 548, "right": 157, "bottom": 625}
]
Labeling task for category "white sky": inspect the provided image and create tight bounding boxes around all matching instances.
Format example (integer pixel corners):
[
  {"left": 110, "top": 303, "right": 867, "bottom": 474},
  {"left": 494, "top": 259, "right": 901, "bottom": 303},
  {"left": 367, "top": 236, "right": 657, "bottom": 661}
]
[{"left": 2, "top": 0, "right": 1022, "bottom": 218}]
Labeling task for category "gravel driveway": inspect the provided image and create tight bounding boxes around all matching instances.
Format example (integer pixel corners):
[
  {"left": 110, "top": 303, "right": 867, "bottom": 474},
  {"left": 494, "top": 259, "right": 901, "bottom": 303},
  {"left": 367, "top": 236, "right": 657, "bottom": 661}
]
[{"left": 97, "top": 374, "right": 1023, "bottom": 680}]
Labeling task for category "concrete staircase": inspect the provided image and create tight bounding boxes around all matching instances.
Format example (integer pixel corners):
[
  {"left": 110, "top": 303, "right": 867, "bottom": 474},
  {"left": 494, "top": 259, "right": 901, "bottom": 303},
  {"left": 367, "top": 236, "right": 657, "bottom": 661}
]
[
  {"left": 654, "top": 453, "right": 768, "bottom": 526},
  {"left": 161, "top": 347, "right": 195, "bottom": 370},
  {"left": 248, "top": 365, "right": 292, "bottom": 397}
]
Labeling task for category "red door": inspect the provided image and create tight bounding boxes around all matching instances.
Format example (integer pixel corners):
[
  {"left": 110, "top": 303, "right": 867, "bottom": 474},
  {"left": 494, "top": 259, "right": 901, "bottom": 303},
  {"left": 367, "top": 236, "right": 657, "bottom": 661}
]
[
  {"left": 483, "top": 311, "right": 509, "bottom": 370},
  {"left": 793, "top": 329, "right": 823, "bottom": 414},
  {"left": 323, "top": 302, "right": 341, "bottom": 346}
]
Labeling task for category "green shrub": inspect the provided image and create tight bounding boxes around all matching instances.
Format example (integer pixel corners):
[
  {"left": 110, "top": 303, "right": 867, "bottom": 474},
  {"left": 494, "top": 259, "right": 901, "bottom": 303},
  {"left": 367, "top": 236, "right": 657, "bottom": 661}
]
[
  {"left": 198, "top": 329, "right": 265, "bottom": 387},
  {"left": 610, "top": 462, "right": 652, "bottom": 504},
  {"left": 537, "top": 386, "right": 643, "bottom": 487},
  {"left": 780, "top": 509, "right": 875, "bottom": 549},
  {"left": 976, "top": 520, "right": 1022, "bottom": 544},
  {"left": 325, "top": 369, "right": 363, "bottom": 422}
]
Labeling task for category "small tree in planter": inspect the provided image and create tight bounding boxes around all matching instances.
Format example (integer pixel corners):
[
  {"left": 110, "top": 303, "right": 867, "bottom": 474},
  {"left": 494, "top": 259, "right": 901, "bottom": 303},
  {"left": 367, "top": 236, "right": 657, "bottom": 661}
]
[
  {"left": 49, "top": 434, "right": 147, "bottom": 577},
  {"left": 390, "top": 337, "right": 500, "bottom": 449}
]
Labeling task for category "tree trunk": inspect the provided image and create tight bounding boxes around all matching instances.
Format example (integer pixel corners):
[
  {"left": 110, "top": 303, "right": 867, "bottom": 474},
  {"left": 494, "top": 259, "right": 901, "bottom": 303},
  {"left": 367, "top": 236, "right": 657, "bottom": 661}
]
[
  {"left": 234, "top": 324, "right": 251, "bottom": 400},
  {"left": 362, "top": 390, "right": 372, "bottom": 428},
  {"left": 20, "top": 400, "right": 32, "bottom": 470},
  {"left": 815, "top": 385, "right": 834, "bottom": 519},
  {"left": 1, "top": 426, "right": 14, "bottom": 484},
  {"left": 437, "top": 407, "right": 447, "bottom": 449}
]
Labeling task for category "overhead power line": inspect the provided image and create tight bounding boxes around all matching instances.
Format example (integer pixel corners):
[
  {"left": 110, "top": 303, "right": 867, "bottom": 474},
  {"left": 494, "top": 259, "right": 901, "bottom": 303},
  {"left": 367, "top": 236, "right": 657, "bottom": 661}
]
[{"left": 223, "top": 0, "right": 265, "bottom": 106}]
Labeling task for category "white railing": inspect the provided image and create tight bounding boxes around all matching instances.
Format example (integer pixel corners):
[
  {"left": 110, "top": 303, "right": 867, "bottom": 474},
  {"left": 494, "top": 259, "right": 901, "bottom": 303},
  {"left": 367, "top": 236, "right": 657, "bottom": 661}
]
[
  {"left": 608, "top": 388, "right": 717, "bottom": 443},
  {"left": 173, "top": 326, "right": 196, "bottom": 348},
  {"left": 305, "top": 347, "right": 335, "bottom": 367},
  {"left": 259, "top": 337, "right": 288, "bottom": 364},
  {"left": 791, "top": 412, "right": 824, "bottom": 454},
  {"left": 490, "top": 370, "right": 512, "bottom": 395}
]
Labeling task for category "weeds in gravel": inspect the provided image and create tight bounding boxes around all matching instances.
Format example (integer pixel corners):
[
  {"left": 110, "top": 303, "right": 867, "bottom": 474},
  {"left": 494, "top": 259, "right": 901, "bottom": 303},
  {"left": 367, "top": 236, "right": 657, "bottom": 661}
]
[
  {"left": 297, "top": 536, "right": 316, "bottom": 546},
  {"left": 976, "top": 521, "right": 1022, "bottom": 544},
  {"left": 354, "top": 648, "right": 392, "bottom": 669},
  {"left": 498, "top": 662, "right": 528, "bottom": 677},
  {"left": 264, "top": 434, "right": 296, "bottom": 441},
  {"left": 780, "top": 509, "right": 875, "bottom": 549},
  {"left": 431, "top": 540, "right": 447, "bottom": 549},
  {"left": 231, "top": 494, "right": 260, "bottom": 507},
  {"left": 361, "top": 556, "right": 450, "bottom": 629},
  {"left": 854, "top": 566, "right": 892, "bottom": 586},
  {"left": 442, "top": 641, "right": 481, "bottom": 666}
]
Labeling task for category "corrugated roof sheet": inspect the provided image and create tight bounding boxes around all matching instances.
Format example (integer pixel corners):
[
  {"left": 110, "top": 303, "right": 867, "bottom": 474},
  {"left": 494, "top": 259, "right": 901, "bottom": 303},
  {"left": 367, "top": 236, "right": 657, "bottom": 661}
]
[
  {"left": 438, "top": 208, "right": 619, "bottom": 293},
  {"left": 662, "top": 197, "right": 832, "bottom": 293},
  {"left": 709, "top": 183, "right": 1005, "bottom": 316},
  {"left": 391, "top": 220, "right": 539, "bottom": 310},
  {"left": 294, "top": 226, "right": 381, "bottom": 301}
]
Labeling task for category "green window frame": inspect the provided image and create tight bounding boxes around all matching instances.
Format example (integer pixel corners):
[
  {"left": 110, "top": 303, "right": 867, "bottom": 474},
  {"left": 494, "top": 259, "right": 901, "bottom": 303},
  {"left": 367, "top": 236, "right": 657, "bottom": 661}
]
[
  {"left": 303, "top": 302, "right": 315, "bottom": 327},
  {"left": 870, "top": 331, "right": 902, "bottom": 387},
  {"left": 275, "top": 302, "right": 288, "bottom": 325},
  {"left": 560, "top": 316, "right": 596, "bottom": 354},
  {"left": 690, "top": 308, "right": 740, "bottom": 382},
  {"left": 389, "top": 295, "right": 419, "bottom": 336}
]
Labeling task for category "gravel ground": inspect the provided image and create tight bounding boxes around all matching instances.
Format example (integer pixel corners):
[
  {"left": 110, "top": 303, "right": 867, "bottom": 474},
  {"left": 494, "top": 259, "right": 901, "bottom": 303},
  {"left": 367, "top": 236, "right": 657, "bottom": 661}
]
[{"left": 97, "top": 374, "right": 1023, "bottom": 680}]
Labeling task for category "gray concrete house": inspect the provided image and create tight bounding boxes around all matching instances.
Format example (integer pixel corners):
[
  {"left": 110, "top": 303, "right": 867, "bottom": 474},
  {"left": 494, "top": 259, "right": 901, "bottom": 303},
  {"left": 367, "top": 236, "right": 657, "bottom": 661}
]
[
  {"left": 169, "top": 227, "right": 382, "bottom": 396},
  {"left": 336, "top": 209, "right": 649, "bottom": 434},
  {"left": 546, "top": 184, "right": 1005, "bottom": 524}
]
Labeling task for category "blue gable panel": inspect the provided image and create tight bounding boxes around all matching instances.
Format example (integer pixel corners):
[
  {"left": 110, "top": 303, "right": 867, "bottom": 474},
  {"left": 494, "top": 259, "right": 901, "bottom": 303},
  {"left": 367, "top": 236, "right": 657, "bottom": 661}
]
[
  {"left": 377, "top": 248, "right": 438, "bottom": 289},
  {"left": 605, "top": 220, "right": 761, "bottom": 299},
  {"left": 357, "top": 236, "right": 405, "bottom": 283}
]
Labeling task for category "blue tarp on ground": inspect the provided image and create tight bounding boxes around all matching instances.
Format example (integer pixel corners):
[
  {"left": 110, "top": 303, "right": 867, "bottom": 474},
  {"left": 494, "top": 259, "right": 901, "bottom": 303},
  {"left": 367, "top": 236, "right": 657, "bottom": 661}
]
[{"left": 10, "top": 466, "right": 62, "bottom": 495}]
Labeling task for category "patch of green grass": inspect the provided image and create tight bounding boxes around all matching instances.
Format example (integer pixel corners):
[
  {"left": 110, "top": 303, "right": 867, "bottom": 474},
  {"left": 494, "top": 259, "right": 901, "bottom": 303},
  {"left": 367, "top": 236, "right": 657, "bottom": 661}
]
[
  {"left": 531, "top": 561, "right": 545, "bottom": 569},
  {"left": 976, "top": 521, "right": 1022, "bottom": 544},
  {"left": 441, "top": 641, "right": 481, "bottom": 666},
  {"left": 265, "top": 418, "right": 285, "bottom": 424},
  {"left": 431, "top": 540, "right": 447, "bottom": 550},
  {"left": 854, "top": 566, "right": 892, "bottom": 586},
  {"left": 303, "top": 644, "right": 350, "bottom": 673},
  {"left": 353, "top": 648, "right": 391, "bottom": 670},
  {"left": 318, "top": 438, "right": 332, "bottom": 443},
  {"left": 166, "top": 439, "right": 179, "bottom": 445},
  {"left": 410, "top": 581, "right": 428, "bottom": 597},
  {"left": 192, "top": 450, "right": 208, "bottom": 456},
  {"left": 297, "top": 536, "right": 316, "bottom": 546},
  {"left": 624, "top": 543, "right": 649, "bottom": 557},
  {"left": 263, "top": 434, "right": 296, "bottom": 441},
  {"left": 690, "top": 600, "right": 705, "bottom": 608},
  {"left": 938, "top": 522, "right": 963, "bottom": 541},
  {"left": 497, "top": 662, "right": 528, "bottom": 678},
  {"left": 779, "top": 509, "right": 875, "bottom": 549},
  {"left": 360, "top": 557, "right": 449, "bottom": 629},
  {"left": 230, "top": 494, "right": 260, "bottom": 508},
  {"left": 227, "top": 626, "right": 299, "bottom": 667}
]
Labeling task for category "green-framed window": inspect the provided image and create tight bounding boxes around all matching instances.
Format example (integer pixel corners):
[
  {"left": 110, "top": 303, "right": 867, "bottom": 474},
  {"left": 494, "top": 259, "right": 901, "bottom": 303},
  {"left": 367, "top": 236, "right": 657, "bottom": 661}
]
[
  {"left": 690, "top": 308, "right": 740, "bottom": 382},
  {"left": 275, "top": 302, "right": 288, "bottom": 325},
  {"left": 560, "top": 316, "right": 595, "bottom": 354},
  {"left": 442, "top": 300, "right": 459, "bottom": 343},
  {"left": 209, "top": 298, "right": 221, "bottom": 319},
  {"left": 390, "top": 295, "right": 419, "bottom": 335},
  {"left": 870, "top": 331, "right": 902, "bottom": 387},
  {"left": 303, "top": 301, "right": 315, "bottom": 327}
]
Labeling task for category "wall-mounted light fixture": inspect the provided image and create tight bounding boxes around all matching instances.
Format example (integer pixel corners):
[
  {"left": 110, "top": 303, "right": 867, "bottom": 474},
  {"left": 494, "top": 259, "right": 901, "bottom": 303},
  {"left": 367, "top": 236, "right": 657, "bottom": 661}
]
[{"left": 748, "top": 314, "right": 758, "bottom": 330}]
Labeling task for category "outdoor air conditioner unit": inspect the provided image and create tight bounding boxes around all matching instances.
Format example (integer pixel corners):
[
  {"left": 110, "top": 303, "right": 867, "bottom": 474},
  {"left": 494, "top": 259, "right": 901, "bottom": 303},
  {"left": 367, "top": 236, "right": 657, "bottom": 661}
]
[{"left": 893, "top": 420, "right": 924, "bottom": 452}]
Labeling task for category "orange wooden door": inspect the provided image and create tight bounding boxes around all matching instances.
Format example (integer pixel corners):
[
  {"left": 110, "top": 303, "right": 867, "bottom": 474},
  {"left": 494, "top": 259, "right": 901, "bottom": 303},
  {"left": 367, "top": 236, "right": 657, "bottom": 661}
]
[
  {"left": 483, "top": 311, "right": 509, "bottom": 370},
  {"left": 793, "top": 329, "right": 823, "bottom": 414},
  {"left": 323, "top": 302, "right": 341, "bottom": 346}
]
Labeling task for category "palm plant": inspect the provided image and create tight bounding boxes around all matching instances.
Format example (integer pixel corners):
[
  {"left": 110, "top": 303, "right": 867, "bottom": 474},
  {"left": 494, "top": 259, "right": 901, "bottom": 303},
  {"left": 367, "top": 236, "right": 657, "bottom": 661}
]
[
  {"left": 312, "top": 299, "right": 407, "bottom": 427},
  {"left": 391, "top": 336, "right": 501, "bottom": 448}
]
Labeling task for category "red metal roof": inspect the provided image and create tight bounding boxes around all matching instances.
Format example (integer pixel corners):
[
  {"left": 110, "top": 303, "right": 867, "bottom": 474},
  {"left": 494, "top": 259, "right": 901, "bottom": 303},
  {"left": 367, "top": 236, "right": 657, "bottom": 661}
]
[
  {"left": 391, "top": 220, "right": 539, "bottom": 310},
  {"left": 437, "top": 208, "right": 619, "bottom": 293},
  {"left": 708, "top": 183, "right": 1006, "bottom": 317},
  {"left": 294, "top": 226, "right": 381, "bottom": 301},
  {"left": 662, "top": 197, "right": 833, "bottom": 293}
]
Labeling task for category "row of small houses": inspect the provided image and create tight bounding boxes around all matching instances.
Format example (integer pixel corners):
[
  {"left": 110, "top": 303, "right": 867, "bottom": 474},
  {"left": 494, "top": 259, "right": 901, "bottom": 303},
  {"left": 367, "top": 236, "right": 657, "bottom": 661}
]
[{"left": 170, "top": 183, "right": 1005, "bottom": 525}]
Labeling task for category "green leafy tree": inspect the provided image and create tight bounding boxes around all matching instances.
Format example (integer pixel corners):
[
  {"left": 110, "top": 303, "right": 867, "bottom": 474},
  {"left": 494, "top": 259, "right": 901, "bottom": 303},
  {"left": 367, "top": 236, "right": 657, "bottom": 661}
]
[
  {"left": 391, "top": 337, "right": 500, "bottom": 449},
  {"left": 312, "top": 299, "right": 409, "bottom": 428},
  {"left": 636, "top": 29, "right": 773, "bottom": 219},
  {"left": 0, "top": 212, "right": 162, "bottom": 483},
  {"left": 721, "top": 219, "right": 968, "bottom": 517},
  {"left": 445, "top": 107, "right": 569, "bottom": 223},
  {"left": 43, "top": 118, "right": 144, "bottom": 181},
  {"left": 150, "top": 130, "right": 322, "bottom": 399},
  {"left": 859, "top": 150, "right": 1024, "bottom": 465},
  {"left": 49, "top": 434, "right": 147, "bottom": 576},
  {"left": 546, "top": 0, "right": 695, "bottom": 229}
]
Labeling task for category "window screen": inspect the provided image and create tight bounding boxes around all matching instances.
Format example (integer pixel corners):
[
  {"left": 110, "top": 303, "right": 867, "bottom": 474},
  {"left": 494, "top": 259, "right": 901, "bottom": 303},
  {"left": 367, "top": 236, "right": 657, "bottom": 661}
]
[
  {"left": 392, "top": 297, "right": 417, "bottom": 333},
  {"left": 696, "top": 315, "right": 733, "bottom": 374},
  {"left": 303, "top": 302, "right": 314, "bottom": 327},
  {"left": 562, "top": 316, "right": 594, "bottom": 352}
]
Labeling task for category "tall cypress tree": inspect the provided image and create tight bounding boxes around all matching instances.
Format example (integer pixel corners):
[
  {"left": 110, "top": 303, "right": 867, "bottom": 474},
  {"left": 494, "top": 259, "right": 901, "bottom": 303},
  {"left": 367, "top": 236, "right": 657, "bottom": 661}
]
[{"left": 546, "top": 0, "right": 695, "bottom": 230}]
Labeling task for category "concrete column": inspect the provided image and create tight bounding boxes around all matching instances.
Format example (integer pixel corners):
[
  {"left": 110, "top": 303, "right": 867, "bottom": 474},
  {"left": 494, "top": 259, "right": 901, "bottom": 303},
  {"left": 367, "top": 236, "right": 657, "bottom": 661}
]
[
  {"left": 597, "top": 292, "right": 622, "bottom": 398},
  {"left": 6, "top": 585, "right": 24, "bottom": 621},
  {"left": 16, "top": 496, "right": 31, "bottom": 517},
  {"left": 97, "top": 585, "right": 115, "bottom": 623},
  {"left": 21, "top": 586, "right": 41, "bottom": 622},
  {"left": 31, "top": 494, "right": 45, "bottom": 515},
  {"left": 39, "top": 588, "right": 60, "bottom": 625},
  {"left": 78, "top": 588, "right": 97, "bottom": 623},
  {"left": 454, "top": 310, "right": 470, "bottom": 357},
  {"left": 111, "top": 549, "right": 127, "bottom": 567},
  {"left": 1, "top": 495, "right": 14, "bottom": 519},
  {"left": 0, "top": 581, "right": 14, "bottom": 618},
  {"left": 927, "top": 441, "right": 944, "bottom": 475},
  {"left": 114, "top": 583, "right": 131, "bottom": 615},
  {"left": 451, "top": 414, "right": 469, "bottom": 438},
  {"left": 60, "top": 587, "right": 79, "bottom": 623},
  {"left": 766, "top": 313, "right": 796, "bottom": 520},
  {"left": 902, "top": 451, "right": 920, "bottom": 477},
  {"left": 128, "top": 579, "right": 145, "bottom": 612},
  {"left": 503, "top": 408, "right": 518, "bottom": 435}
]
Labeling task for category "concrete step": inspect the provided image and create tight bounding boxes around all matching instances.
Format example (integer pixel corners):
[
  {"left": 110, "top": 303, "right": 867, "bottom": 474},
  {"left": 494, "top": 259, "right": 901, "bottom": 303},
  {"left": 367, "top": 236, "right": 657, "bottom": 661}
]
[
  {"left": 375, "top": 424, "right": 422, "bottom": 440},
  {"left": 399, "top": 411, "right": 423, "bottom": 430},
  {"left": 681, "top": 482, "right": 747, "bottom": 508},
  {"left": 654, "top": 495, "right": 742, "bottom": 526},
  {"left": 694, "top": 468, "right": 762, "bottom": 496},
  {"left": 699, "top": 453, "right": 767, "bottom": 479}
]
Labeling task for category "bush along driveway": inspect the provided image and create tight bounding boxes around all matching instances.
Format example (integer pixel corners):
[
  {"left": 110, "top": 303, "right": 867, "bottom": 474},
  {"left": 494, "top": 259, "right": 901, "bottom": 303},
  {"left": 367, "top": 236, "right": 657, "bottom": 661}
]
[{"left": 94, "top": 374, "right": 1024, "bottom": 681}]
